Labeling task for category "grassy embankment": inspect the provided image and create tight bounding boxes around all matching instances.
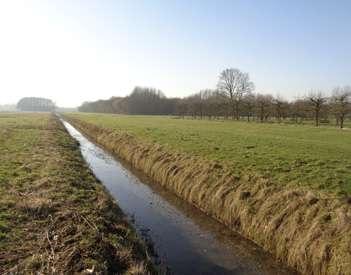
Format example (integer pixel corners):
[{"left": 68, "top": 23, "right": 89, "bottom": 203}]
[
  {"left": 67, "top": 113, "right": 351, "bottom": 196},
  {"left": 0, "top": 113, "right": 153, "bottom": 274},
  {"left": 65, "top": 113, "right": 351, "bottom": 275}
]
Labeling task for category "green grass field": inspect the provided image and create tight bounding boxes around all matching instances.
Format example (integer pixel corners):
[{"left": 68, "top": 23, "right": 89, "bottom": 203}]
[{"left": 67, "top": 113, "right": 351, "bottom": 196}]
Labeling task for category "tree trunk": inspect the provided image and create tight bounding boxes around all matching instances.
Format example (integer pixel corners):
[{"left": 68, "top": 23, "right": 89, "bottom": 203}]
[
  {"left": 231, "top": 103, "right": 236, "bottom": 120},
  {"left": 235, "top": 101, "right": 240, "bottom": 120},
  {"left": 340, "top": 115, "right": 344, "bottom": 129},
  {"left": 260, "top": 106, "right": 264, "bottom": 122}
]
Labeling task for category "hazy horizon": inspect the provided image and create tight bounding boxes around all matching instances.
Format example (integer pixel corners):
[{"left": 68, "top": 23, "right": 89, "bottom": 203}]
[{"left": 1, "top": 0, "right": 350, "bottom": 108}]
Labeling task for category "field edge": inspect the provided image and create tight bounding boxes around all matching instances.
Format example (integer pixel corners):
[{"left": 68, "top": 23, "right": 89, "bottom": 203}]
[{"left": 0, "top": 114, "right": 154, "bottom": 274}]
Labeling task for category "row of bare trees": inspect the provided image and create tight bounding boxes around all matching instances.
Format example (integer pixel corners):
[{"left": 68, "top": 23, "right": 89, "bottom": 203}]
[
  {"left": 178, "top": 88, "right": 351, "bottom": 128},
  {"left": 176, "top": 68, "right": 351, "bottom": 128},
  {"left": 78, "top": 68, "right": 351, "bottom": 128}
]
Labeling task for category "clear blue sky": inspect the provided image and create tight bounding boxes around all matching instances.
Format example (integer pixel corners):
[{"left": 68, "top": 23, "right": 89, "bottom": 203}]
[{"left": 0, "top": 0, "right": 350, "bottom": 107}]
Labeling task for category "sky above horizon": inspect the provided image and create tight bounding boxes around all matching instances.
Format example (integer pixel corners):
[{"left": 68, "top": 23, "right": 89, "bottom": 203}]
[{"left": 0, "top": 1, "right": 350, "bottom": 107}]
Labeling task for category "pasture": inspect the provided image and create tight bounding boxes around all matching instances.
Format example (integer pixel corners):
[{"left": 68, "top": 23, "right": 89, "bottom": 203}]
[{"left": 67, "top": 113, "right": 351, "bottom": 196}]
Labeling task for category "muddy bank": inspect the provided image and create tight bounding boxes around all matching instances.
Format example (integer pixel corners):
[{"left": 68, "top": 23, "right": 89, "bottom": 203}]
[
  {"left": 65, "top": 116, "right": 351, "bottom": 275},
  {"left": 0, "top": 114, "right": 153, "bottom": 274}
]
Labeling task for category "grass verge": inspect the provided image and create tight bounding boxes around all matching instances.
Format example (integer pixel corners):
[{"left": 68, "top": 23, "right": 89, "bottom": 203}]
[{"left": 0, "top": 113, "right": 153, "bottom": 274}]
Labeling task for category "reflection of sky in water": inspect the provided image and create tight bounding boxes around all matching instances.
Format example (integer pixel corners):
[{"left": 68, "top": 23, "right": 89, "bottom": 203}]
[{"left": 62, "top": 120, "right": 296, "bottom": 275}]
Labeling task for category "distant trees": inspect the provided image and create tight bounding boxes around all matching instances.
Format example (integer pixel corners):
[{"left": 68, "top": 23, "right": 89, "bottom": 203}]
[
  {"left": 242, "top": 93, "right": 256, "bottom": 122},
  {"left": 255, "top": 94, "right": 274, "bottom": 122},
  {"left": 125, "top": 87, "right": 176, "bottom": 115},
  {"left": 291, "top": 99, "right": 309, "bottom": 123},
  {"left": 78, "top": 98, "right": 117, "bottom": 113},
  {"left": 78, "top": 88, "right": 177, "bottom": 115},
  {"left": 17, "top": 97, "right": 56, "bottom": 112},
  {"left": 181, "top": 90, "right": 217, "bottom": 119},
  {"left": 273, "top": 96, "right": 289, "bottom": 123},
  {"left": 217, "top": 68, "right": 254, "bottom": 120},
  {"left": 307, "top": 92, "right": 327, "bottom": 127},
  {"left": 77, "top": 68, "right": 351, "bottom": 129},
  {"left": 330, "top": 86, "right": 351, "bottom": 128}
]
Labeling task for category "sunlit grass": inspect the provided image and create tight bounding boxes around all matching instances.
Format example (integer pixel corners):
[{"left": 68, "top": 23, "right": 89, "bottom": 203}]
[{"left": 67, "top": 113, "right": 351, "bottom": 196}]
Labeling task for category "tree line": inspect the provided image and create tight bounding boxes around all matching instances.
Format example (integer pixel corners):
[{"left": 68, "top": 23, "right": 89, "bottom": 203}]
[
  {"left": 78, "top": 68, "right": 351, "bottom": 128},
  {"left": 17, "top": 97, "right": 56, "bottom": 112},
  {"left": 79, "top": 87, "right": 178, "bottom": 115}
]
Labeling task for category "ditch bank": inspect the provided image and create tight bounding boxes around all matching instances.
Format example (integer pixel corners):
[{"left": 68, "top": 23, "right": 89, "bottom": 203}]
[
  {"left": 0, "top": 115, "right": 153, "bottom": 274},
  {"left": 65, "top": 116, "right": 351, "bottom": 275}
]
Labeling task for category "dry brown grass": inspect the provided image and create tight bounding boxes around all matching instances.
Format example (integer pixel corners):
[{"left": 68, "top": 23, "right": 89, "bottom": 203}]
[{"left": 67, "top": 116, "right": 351, "bottom": 275}]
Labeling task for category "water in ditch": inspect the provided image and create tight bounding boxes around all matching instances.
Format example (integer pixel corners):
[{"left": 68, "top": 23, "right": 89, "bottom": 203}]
[{"left": 62, "top": 120, "right": 296, "bottom": 275}]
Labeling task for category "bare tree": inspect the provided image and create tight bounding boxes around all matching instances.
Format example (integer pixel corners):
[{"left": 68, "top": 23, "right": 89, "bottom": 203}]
[
  {"left": 185, "top": 92, "right": 203, "bottom": 119},
  {"left": 256, "top": 94, "right": 274, "bottom": 122},
  {"left": 291, "top": 99, "right": 309, "bottom": 124},
  {"left": 242, "top": 93, "right": 256, "bottom": 122},
  {"left": 307, "top": 91, "right": 327, "bottom": 127},
  {"left": 273, "top": 96, "right": 289, "bottom": 123},
  {"left": 217, "top": 68, "right": 254, "bottom": 120},
  {"left": 201, "top": 89, "right": 218, "bottom": 119},
  {"left": 330, "top": 86, "right": 351, "bottom": 129}
]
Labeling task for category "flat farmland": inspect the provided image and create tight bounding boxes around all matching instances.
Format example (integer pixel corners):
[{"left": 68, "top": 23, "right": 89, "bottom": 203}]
[{"left": 67, "top": 113, "right": 351, "bottom": 196}]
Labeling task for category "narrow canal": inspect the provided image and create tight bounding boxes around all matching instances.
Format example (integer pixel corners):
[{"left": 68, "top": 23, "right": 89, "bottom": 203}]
[{"left": 62, "top": 120, "right": 296, "bottom": 275}]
